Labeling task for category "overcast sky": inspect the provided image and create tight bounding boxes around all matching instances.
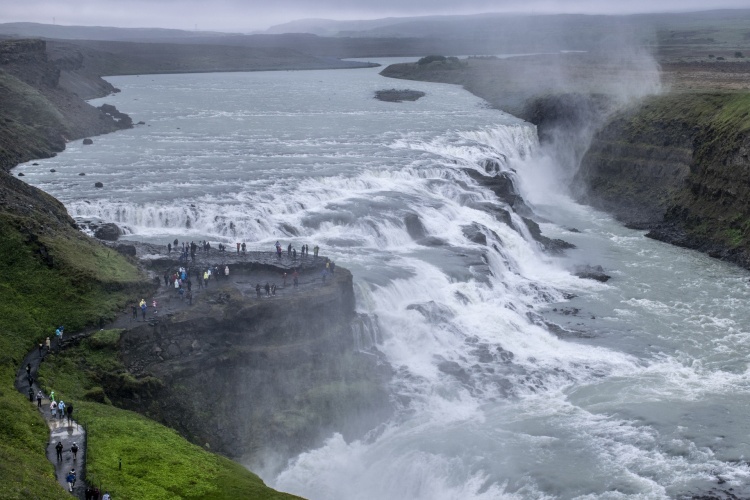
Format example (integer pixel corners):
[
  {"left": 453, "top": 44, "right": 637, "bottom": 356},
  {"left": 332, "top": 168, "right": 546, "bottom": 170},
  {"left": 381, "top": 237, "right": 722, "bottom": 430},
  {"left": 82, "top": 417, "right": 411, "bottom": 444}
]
[{"left": 2, "top": 0, "right": 748, "bottom": 32}]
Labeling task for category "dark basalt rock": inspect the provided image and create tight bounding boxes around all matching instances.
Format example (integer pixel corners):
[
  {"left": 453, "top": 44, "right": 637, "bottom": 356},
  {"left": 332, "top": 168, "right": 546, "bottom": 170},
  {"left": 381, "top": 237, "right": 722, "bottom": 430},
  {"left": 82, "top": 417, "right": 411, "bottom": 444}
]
[
  {"left": 481, "top": 157, "right": 507, "bottom": 175},
  {"left": 462, "top": 223, "right": 487, "bottom": 245},
  {"left": 375, "top": 89, "right": 426, "bottom": 102},
  {"left": 522, "top": 217, "right": 576, "bottom": 254},
  {"left": 463, "top": 169, "right": 532, "bottom": 216},
  {"left": 17, "top": 172, "right": 24, "bottom": 176},
  {"left": 97, "top": 103, "right": 133, "bottom": 129},
  {"left": 50, "top": 169, "right": 56, "bottom": 172},
  {"left": 94, "top": 182, "right": 103, "bottom": 188},
  {"left": 404, "top": 213, "right": 427, "bottom": 240},
  {"left": 113, "top": 244, "right": 137, "bottom": 256},
  {"left": 78, "top": 172, "right": 85, "bottom": 176},
  {"left": 573, "top": 265, "right": 611, "bottom": 282},
  {"left": 82, "top": 138, "right": 93, "bottom": 145},
  {"left": 93, "top": 223, "right": 121, "bottom": 241}
]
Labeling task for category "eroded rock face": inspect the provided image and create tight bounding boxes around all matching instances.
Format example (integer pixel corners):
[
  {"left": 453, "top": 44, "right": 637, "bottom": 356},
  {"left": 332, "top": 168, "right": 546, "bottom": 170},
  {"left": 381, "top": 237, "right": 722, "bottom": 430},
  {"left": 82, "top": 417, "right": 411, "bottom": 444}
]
[
  {"left": 118, "top": 266, "right": 392, "bottom": 463},
  {"left": 577, "top": 93, "right": 750, "bottom": 269}
]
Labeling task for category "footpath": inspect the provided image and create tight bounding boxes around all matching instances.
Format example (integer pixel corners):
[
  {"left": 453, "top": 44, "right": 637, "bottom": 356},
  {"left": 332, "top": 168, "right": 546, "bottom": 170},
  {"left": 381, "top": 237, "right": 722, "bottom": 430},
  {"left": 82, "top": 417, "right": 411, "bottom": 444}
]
[{"left": 15, "top": 345, "right": 89, "bottom": 498}]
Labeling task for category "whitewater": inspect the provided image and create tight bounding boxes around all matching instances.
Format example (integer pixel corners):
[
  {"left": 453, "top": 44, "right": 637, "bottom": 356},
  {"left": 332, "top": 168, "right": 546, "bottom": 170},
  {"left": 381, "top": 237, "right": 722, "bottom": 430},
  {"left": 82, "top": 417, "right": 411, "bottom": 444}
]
[{"left": 15, "top": 59, "right": 750, "bottom": 499}]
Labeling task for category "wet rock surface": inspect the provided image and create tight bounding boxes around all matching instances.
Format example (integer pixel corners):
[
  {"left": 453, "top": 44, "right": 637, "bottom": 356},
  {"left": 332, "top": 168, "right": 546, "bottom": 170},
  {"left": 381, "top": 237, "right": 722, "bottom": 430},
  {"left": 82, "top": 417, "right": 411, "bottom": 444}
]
[
  {"left": 573, "top": 265, "right": 611, "bottom": 282},
  {"left": 93, "top": 222, "right": 121, "bottom": 241},
  {"left": 374, "top": 88, "right": 426, "bottom": 102}
]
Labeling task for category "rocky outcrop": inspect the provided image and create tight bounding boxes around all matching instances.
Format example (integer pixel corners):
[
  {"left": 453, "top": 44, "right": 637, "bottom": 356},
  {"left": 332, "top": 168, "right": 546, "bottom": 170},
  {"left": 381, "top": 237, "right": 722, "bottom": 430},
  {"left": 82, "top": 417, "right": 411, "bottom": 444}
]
[
  {"left": 0, "top": 38, "right": 132, "bottom": 173},
  {"left": 374, "top": 89, "right": 425, "bottom": 102},
  {"left": 93, "top": 222, "right": 121, "bottom": 241},
  {"left": 577, "top": 92, "right": 750, "bottom": 268},
  {"left": 115, "top": 262, "right": 392, "bottom": 464}
]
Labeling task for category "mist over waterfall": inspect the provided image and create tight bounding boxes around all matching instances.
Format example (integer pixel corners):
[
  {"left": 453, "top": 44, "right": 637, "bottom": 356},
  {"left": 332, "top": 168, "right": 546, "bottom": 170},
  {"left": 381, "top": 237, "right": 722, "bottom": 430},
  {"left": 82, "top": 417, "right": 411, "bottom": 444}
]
[{"left": 16, "top": 60, "right": 750, "bottom": 499}]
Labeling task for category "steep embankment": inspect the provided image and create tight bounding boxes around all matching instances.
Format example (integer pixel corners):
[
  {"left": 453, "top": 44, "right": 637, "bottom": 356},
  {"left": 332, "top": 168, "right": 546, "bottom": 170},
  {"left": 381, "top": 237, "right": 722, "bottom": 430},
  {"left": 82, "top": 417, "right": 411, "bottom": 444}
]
[
  {"left": 577, "top": 91, "right": 750, "bottom": 267},
  {"left": 0, "top": 39, "right": 131, "bottom": 172}
]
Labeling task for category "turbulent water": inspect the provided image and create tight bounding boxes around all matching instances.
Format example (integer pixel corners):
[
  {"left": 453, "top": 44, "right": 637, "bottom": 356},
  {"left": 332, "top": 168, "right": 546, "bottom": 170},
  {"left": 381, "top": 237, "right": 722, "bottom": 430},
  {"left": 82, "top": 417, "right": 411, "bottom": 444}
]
[{"left": 16, "top": 59, "right": 750, "bottom": 499}]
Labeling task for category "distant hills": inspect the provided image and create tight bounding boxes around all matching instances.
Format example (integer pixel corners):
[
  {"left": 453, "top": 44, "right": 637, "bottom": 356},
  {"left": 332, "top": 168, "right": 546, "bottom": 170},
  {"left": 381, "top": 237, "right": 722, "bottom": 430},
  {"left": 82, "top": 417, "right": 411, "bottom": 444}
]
[
  {"left": 1, "top": 8, "right": 750, "bottom": 62},
  {"left": 0, "top": 22, "right": 237, "bottom": 41}
]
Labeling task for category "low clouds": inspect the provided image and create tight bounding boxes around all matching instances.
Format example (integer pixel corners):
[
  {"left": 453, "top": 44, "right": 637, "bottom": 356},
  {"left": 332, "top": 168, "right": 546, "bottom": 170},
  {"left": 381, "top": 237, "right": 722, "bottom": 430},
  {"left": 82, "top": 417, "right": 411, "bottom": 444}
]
[{"left": 2, "top": 0, "right": 749, "bottom": 32}]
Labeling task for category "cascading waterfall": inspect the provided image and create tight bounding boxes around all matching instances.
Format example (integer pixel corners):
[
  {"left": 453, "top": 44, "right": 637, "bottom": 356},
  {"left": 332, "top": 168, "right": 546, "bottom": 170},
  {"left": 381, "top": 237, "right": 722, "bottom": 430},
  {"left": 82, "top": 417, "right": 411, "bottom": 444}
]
[{"left": 16, "top": 65, "right": 750, "bottom": 499}]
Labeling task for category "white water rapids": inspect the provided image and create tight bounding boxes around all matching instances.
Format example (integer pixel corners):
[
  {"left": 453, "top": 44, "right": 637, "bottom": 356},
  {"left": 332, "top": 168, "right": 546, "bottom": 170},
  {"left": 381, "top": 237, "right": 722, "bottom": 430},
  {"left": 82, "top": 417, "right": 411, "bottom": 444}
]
[{"left": 15, "top": 59, "right": 750, "bottom": 499}]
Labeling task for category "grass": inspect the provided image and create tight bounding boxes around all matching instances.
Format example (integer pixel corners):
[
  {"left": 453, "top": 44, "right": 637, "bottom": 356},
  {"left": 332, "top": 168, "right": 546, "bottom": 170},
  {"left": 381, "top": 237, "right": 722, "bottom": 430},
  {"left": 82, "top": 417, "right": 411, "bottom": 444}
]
[
  {"left": 0, "top": 213, "right": 144, "bottom": 365},
  {"left": 72, "top": 403, "right": 302, "bottom": 500}
]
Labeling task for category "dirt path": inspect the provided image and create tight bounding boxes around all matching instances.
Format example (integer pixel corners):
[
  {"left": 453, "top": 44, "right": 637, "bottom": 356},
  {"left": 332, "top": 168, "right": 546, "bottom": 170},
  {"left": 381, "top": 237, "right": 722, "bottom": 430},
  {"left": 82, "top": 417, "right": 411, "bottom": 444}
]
[{"left": 15, "top": 346, "right": 87, "bottom": 498}]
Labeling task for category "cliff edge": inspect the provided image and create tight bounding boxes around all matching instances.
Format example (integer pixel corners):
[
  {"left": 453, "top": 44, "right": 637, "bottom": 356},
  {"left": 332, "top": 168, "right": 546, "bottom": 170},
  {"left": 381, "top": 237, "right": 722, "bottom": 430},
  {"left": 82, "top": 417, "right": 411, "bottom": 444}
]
[{"left": 114, "top": 257, "right": 392, "bottom": 467}]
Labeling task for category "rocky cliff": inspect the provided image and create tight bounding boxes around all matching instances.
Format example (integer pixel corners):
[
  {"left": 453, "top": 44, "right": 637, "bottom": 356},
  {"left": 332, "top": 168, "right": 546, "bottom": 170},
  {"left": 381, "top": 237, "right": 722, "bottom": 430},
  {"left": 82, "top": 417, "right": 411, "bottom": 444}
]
[
  {"left": 577, "top": 92, "right": 750, "bottom": 267},
  {"left": 0, "top": 38, "right": 131, "bottom": 172},
  {"left": 100, "top": 258, "right": 393, "bottom": 468}
]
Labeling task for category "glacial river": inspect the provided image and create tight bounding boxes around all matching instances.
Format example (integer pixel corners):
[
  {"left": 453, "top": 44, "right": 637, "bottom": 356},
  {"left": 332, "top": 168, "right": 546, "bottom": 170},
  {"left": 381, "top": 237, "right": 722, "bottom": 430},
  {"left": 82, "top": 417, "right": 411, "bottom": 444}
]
[{"left": 15, "top": 59, "right": 750, "bottom": 499}]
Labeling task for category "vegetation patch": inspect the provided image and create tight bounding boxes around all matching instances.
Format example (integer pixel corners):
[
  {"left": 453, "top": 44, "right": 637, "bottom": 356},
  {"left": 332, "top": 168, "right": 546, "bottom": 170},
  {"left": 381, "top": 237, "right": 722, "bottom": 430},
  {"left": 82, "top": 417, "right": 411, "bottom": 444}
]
[{"left": 74, "top": 402, "right": 302, "bottom": 500}]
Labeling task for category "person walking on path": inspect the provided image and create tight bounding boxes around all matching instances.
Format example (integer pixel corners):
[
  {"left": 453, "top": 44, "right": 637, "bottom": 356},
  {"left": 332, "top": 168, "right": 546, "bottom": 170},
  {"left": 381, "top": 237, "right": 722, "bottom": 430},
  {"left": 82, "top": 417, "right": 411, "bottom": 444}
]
[
  {"left": 45, "top": 336, "right": 51, "bottom": 352},
  {"left": 102, "top": 492, "right": 111, "bottom": 500},
  {"left": 28, "top": 386, "right": 34, "bottom": 402},
  {"left": 66, "top": 402, "right": 74, "bottom": 424},
  {"left": 58, "top": 400, "right": 65, "bottom": 420},
  {"left": 71, "top": 442, "right": 79, "bottom": 461},
  {"left": 66, "top": 469, "right": 76, "bottom": 492},
  {"left": 56, "top": 441, "right": 63, "bottom": 461},
  {"left": 50, "top": 400, "right": 57, "bottom": 418},
  {"left": 55, "top": 326, "right": 64, "bottom": 350},
  {"left": 36, "top": 390, "right": 42, "bottom": 407}
]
